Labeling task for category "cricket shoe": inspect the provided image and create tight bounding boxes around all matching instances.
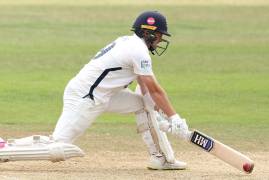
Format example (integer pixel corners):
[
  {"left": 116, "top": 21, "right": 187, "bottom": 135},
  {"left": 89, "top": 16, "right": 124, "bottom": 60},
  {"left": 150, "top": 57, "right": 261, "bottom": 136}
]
[{"left": 147, "top": 154, "right": 187, "bottom": 170}]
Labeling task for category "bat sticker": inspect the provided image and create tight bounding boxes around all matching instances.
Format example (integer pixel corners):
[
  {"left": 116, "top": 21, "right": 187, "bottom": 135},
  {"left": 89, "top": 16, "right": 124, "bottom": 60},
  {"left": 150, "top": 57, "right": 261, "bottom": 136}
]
[{"left": 191, "top": 131, "right": 214, "bottom": 152}]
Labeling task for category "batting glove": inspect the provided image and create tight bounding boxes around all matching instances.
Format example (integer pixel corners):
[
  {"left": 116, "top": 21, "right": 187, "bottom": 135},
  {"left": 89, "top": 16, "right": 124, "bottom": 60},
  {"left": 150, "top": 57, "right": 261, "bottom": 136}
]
[{"left": 158, "top": 113, "right": 191, "bottom": 141}]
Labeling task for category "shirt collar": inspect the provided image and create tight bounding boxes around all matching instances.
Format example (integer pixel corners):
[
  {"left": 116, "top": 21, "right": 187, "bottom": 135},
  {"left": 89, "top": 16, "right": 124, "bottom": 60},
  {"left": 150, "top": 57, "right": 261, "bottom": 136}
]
[{"left": 133, "top": 34, "right": 148, "bottom": 50}]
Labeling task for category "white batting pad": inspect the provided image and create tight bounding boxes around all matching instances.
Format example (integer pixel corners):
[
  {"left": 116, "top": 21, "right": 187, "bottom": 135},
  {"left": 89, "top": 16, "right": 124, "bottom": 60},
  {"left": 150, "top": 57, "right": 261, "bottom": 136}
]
[
  {"left": 149, "top": 111, "right": 175, "bottom": 163},
  {"left": 0, "top": 135, "right": 85, "bottom": 163}
]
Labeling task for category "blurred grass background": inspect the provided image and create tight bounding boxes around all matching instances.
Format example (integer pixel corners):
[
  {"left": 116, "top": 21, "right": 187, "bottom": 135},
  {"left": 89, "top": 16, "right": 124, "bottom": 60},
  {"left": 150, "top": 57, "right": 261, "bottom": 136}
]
[{"left": 0, "top": 1, "right": 268, "bottom": 150}]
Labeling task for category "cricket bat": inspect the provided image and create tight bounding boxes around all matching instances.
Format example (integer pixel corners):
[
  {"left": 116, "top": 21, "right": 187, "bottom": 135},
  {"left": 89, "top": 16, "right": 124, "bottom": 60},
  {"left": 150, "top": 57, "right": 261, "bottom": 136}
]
[{"left": 189, "top": 130, "right": 254, "bottom": 173}]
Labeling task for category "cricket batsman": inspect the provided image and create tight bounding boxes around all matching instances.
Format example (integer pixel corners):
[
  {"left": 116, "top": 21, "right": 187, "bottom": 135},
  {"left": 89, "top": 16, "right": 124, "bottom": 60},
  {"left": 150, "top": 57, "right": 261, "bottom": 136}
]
[{"left": 0, "top": 11, "right": 191, "bottom": 170}]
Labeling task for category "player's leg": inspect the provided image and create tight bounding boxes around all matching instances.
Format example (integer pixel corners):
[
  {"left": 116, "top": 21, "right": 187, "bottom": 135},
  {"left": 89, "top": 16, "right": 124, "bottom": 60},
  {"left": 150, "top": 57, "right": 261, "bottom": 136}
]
[
  {"left": 106, "top": 88, "right": 186, "bottom": 170},
  {"left": 52, "top": 99, "right": 105, "bottom": 143},
  {"left": 53, "top": 79, "right": 106, "bottom": 143},
  {"left": 0, "top": 135, "right": 84, "bottom": 162},
  {"left": 0, "top": 79, "right": 101, "bottom": 163},
  {"left": 105, "top": 88, "right": 161, "bottom": 155},
  {"left": 106, "top": 90, "right": 161, "bottom": 157},
  {"left": 134, "top": 86, "right": 187, "bottom": 170}
]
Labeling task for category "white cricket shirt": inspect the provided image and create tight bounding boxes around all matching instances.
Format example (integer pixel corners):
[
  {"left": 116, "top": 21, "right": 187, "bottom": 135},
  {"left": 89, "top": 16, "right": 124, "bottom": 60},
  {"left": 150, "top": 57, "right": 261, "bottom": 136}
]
[{"left": 72, "top": 34, "right": 153, "bottom": 104}]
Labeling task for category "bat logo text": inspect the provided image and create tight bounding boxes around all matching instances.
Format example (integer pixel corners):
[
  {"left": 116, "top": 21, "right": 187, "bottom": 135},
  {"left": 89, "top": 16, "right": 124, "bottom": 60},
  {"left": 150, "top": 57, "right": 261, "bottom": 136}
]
[{"left": 191, "top": 131, "right": 214, "bottom": 152}]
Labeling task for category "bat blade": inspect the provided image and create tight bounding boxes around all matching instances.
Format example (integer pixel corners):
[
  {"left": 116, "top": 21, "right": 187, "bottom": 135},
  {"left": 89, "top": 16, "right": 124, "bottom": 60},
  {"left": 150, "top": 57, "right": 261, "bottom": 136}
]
[{"left": 190, "top": 130, "right": 254, "bottom": 173}]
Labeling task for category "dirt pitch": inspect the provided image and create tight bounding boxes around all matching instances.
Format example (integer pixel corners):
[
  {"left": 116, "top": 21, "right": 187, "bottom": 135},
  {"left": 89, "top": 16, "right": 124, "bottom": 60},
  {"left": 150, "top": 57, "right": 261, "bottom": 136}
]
[{"left": 0, "top": 126, "right": 268, "bottom": 180}]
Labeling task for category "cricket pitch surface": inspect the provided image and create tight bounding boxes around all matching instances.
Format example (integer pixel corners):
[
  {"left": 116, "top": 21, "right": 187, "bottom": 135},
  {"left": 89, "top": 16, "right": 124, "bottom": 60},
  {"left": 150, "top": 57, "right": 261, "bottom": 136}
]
[{"left": 0, "top": 125, "right": 268, "bottom": 180}]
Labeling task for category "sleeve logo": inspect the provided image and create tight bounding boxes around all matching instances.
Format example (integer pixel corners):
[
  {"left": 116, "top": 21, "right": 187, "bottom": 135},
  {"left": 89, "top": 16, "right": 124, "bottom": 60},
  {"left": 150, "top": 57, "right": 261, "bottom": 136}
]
[{"left": 141, "top": 60, "right": 151, "bottom": 69}]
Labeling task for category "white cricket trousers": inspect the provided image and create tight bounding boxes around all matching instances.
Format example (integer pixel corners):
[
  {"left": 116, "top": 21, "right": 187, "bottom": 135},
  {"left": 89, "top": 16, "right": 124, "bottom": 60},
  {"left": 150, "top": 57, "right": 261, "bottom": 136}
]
[{"left": 52, "top": 79, "right": 144, "bottom": 143}]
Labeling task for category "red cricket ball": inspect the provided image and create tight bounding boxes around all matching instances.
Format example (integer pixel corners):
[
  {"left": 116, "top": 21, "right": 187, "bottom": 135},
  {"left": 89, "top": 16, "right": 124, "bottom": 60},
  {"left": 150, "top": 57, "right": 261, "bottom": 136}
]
[{"left": 243, "top": 163, "right": 254, "bottom": 173}]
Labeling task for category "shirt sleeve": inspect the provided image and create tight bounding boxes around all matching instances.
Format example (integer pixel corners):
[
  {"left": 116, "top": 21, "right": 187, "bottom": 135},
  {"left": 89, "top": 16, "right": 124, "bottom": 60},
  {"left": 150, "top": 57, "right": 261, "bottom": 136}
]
[{"left": 131, "top": 50, "right": 154, "bottom": 76}]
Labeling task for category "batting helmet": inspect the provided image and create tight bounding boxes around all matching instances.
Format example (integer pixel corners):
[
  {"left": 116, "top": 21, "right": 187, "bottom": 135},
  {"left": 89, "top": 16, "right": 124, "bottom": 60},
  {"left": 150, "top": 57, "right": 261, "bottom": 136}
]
[{"left": 131, "top": 11, "right": 171, "bottom": 56}]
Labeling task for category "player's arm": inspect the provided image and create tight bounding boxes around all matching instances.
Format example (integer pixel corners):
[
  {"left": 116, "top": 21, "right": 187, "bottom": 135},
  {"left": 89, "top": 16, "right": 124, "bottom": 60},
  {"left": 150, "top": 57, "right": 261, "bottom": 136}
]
[
  {"left": 138, "top": 75, "right": 191, "bottom": 140},
  {"left": 136, "top": 76, "right": 148, "bottom": 95},
  {"left": 137, "top": 75, "right": 176, "bottom": 117},
  {"left": 132, "top": 50, "right": 189, "bottom": 139}
]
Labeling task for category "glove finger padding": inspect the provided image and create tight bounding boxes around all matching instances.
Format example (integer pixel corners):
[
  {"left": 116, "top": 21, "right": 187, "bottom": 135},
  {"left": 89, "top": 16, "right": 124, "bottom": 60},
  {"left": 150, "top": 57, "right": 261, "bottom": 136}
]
[{"left": 158, "top": 113, "right": 192, "bottom": 141}]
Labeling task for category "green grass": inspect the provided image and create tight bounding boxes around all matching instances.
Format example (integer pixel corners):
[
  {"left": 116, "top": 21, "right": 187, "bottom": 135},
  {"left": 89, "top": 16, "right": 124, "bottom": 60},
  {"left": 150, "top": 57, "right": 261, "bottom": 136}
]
[{"left": 0, "top": 3, "right": 269, "bottom": 149}]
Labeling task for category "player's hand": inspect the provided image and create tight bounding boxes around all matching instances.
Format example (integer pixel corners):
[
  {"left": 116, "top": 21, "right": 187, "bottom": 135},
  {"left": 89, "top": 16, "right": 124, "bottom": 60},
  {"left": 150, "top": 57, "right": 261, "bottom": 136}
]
[
  {"left": 170, "top": 114, "right": 191, "bottom": 140},
  {"left": 158, "top": 113, "right": 191, "bottom": 140}
]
